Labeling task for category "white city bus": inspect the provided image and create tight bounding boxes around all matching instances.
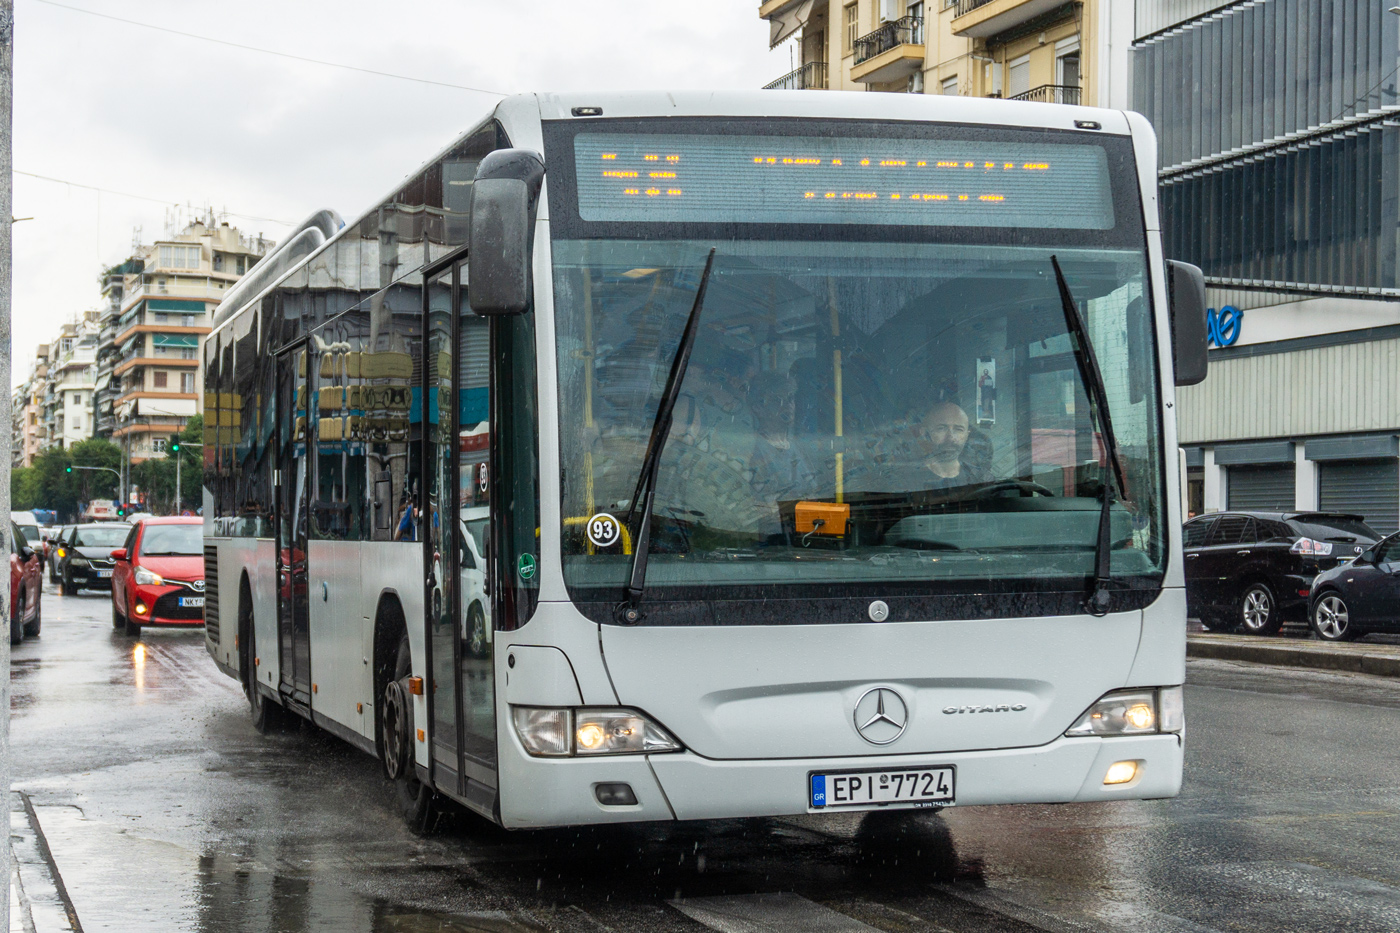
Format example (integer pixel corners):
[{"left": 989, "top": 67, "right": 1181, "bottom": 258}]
[{"left": 203, "top": 91, "right": 1208, "bottom": 830}]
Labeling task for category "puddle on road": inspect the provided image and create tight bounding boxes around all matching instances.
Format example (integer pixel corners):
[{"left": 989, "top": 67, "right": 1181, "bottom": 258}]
[{"left": 31, "top": 805, "right": 549, "bottom": 933}]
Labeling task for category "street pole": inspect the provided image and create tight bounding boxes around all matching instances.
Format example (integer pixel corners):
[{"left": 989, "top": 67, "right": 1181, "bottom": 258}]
[
  {"left": 175, "top": 449, "right": 180, "bottom": 515},
  {"left": 1, "top": 2, "right": 15, "bottom": 926}
]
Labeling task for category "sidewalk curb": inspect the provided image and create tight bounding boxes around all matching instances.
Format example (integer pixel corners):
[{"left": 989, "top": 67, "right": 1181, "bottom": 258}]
[{"left": 1187, "top": 635, "right": 1400, "bottom": 678}]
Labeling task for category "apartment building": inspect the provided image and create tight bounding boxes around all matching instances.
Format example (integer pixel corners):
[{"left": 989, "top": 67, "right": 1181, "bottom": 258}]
[
  {"left": 112, "top": 218, "right": 269, "bottom": 461},
  {"left": 14, "top": 349, "right": 49, "bottom": 466},
  {"left": 94, "top": 258, "right": 141, "bottom": 440},
  {"left": 759, "top": 0, "right": 1134, "bottom": 108},
  {"left": 48, "top": 314, "right": 101, "bottom": 449}
]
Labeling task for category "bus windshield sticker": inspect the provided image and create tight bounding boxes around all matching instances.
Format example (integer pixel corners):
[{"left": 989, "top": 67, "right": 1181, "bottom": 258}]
[
  {"left": 574, "top": 132, "right": 1114, "bottom": 229},
  {"left": 586, "top": 513, "right": 622, "bottom": 548},
  {"left": 517, "top": 552, "right": 537, "bottom": 581}
]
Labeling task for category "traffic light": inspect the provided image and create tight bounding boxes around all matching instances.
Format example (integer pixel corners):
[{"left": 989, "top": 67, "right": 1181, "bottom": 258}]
[
  {"left": 65, "top": 464, "right": 72, "bottom": 473},
  {"left": 170, "top": 434, "right": 181, "bottom": 454},
  {"left": 116, "top": 505, "right": 125, "bottom": 517}
]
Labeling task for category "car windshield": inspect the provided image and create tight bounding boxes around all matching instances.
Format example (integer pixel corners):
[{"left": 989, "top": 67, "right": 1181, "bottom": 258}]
[
  {"left": 1290, "top": 517, "right": 1379, "bottom": 541},
  {"left": 16, "top": 525, "right": 40, "bottom": 545},
  {"left": 139, "top": 524, "right": 203, "bottom": 556},
  {"left": 73, "top": 526, "right": 130, "bottom": 548}
]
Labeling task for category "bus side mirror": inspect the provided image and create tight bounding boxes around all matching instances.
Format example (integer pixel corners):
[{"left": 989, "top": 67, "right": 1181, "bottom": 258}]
[
  {"left": 1167, "top": 260, "right": 1209, "bottom": 386},
  {"left": 468, "top": 148, "right": 546, "bottom": 317}
]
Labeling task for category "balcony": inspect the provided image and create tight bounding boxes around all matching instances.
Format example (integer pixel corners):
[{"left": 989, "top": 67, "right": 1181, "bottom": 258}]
[
  {"left": 850, "top": 16, "right": 925, "bottom": 85},
  {"left": 120, "top": 277, "right": 228, "bottom": 313},
  {"left": 1009, "top": 84, "right": 1081, "bottom": 105},
  {"left": 764, "top": 61, "right": 829, "bottom": 90},
  {"left": 951, "top": 0, "right": 1076, "bottom": 38}
]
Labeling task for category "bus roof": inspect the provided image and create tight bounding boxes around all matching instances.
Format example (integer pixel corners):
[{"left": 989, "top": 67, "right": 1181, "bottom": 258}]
[{"left": 209, "top": 90, "right": 1145, "bottom": 338}]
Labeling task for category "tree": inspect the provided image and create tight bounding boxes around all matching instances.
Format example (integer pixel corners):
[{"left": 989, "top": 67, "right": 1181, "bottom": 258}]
[{"left": 16, "top": 439, "right": 124, "bottom": 520}]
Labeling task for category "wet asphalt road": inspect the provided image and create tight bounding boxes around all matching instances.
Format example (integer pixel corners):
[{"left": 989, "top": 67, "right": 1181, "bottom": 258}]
[{"left": 10, "top": 582, "right": 1400, "bottom": 933}]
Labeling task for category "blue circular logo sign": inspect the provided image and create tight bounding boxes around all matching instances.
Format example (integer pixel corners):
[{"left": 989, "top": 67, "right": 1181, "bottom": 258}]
[{"left": 1207, "top": 305, "right": 1243, "bottom": 348}]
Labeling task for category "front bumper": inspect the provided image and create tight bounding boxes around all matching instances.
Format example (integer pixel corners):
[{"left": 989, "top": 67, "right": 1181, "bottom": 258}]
[
  {"left": 129, "top": 584, "right": 205, "bottom": 626},
  {"left": 496, "top": 731, "right": 1183, "bottom": 828},
  {"left": 67, "top": 565, "right": 115, "bottom": 588}
]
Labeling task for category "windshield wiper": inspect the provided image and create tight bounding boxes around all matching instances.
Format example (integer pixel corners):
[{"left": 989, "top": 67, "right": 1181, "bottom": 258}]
[
  {"left": 1050, "top": 256, "right": 1129, "bottom": 617},
  {"left": 616, "top": 248, "right": 717, "bottom": 624}
]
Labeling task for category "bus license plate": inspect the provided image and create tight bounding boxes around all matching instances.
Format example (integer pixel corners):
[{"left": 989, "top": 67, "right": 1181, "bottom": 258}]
[
  {"left": 95, "top": 570, "right": 112, "bottom": 578},
  {"left": 810, "top": 767, "right": 954, "bottom": 809},
  {"left": 179, "top": 597, "right": 204, "bottom": 608}
]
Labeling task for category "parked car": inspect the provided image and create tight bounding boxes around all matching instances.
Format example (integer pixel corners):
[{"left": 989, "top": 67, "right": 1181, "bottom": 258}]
[
  {"left": 9, "top": 521, "right": 42, "bottom": 645},
  {"left": 459, "top": 507, "right": 491, "bottom": 658},
  {"left": 46, "top": 524, "right": 74, "bottom": 583},
  {"left": 1308, "top": 531, "right": 1400, "bottom": 642},
  {"left": 10, "top": 512, "right": 47, "bottom": 566},
  {"left": 111, "top": 517, "right": 205, "bottom": 636},
  {"left": 1183, "top": 511, "right": 1381, "bottom": 635},
  {"left": 57, "top": 523, "right": 132, "bottom": 594}
]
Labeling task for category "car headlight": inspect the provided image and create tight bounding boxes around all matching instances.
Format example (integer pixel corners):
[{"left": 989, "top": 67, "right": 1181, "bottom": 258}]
[
  {"left": 68, "top": 555, "right": 88, "bottom": 568},
  {"left": 134, "top": 566, "right": 164, "bottom": 586},
  {"left": 511, "top": 707, "right": 682, "bottom": 757},
  {"left": 1066, "top": 686, "right": 1184, "bottom": 737}
]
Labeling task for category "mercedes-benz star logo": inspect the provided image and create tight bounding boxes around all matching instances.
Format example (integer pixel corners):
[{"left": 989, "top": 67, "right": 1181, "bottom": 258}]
[{"left": 853, "top": 687, "right": 908, "bottom": 745}]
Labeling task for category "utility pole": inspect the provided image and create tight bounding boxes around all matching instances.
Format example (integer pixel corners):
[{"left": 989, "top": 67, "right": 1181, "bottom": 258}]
[{"left": 1, "top": 2, "right": 15, "bottom": 926}]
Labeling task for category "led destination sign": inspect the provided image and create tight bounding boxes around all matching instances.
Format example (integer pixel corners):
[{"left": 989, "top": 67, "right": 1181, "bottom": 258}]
[{"left": 574, "top": 132, "right": 1115, "bottom": 229}]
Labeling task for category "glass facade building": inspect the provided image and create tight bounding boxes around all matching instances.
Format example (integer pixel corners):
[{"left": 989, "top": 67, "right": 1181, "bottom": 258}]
[
  {"left": 1133, "top": 0, "right": 1400, "bottom": 295},
  {"left": 1133, "top": 0, "right": 1400, "bottom": 536}
]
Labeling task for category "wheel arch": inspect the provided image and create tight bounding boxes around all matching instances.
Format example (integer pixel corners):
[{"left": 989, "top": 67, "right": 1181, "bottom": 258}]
[{"left": 372, "top": 591, "right": 409, "bottom": 762}]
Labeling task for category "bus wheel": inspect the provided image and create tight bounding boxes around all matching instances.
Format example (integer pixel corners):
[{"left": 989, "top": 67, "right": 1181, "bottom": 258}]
[
  {"left": 245, "top": 611, "right": 283, "bottom": 734},
  {"left": 383, "top": 633, "right": 438, "bottom": 834}
]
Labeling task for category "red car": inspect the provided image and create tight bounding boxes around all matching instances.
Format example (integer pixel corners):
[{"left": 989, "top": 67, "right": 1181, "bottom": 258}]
[
  {"left": 10, "top": 520, "right": 42, "bottom": 645},
  {"left": 111, "top": 517, "right": 205, "bottom": 636}
]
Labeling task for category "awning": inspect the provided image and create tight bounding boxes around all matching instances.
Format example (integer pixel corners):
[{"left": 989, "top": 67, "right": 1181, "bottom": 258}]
[
  {"left": 768, "top": 0, "right": 814, "bottom": 48},
  {"left": 152, "top": 334, "right": 200, "bottom": 348}
]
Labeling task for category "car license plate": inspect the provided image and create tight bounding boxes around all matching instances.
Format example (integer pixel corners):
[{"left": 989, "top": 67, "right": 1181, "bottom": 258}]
[
  {"left": 179, "top": 597, "right": 204, "bottom": 608},
  {"left": 95, "top": 570, "right": 112, "bottom": 578},
  {"left": 810, "top": 766, "right": 955, "bottom": 809}
]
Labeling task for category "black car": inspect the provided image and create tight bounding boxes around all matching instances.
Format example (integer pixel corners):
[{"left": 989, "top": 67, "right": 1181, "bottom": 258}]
[
  {"left": 57, "top": 523, "right": 132, "bottom": 595},
  {"left": 1309, "top": 531, "right": 1400, "bottom": 642},
  {"left": 1183, "top": 511, "right": 1380, "bottom": 635},
  {"left": 46, "top": 524, "right": 73, "bottom": 583}
]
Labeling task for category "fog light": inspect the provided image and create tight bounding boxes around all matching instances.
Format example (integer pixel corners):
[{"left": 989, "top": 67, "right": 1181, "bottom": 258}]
[
  {"left": 594, "top": 782, "right": 638, "bottom": 806},
  {"left": 134, "top": 603, "right": 148, "bottom": 615},
  {"left": 1104, "top": 761, "right": 1138, "bottom": 785}
]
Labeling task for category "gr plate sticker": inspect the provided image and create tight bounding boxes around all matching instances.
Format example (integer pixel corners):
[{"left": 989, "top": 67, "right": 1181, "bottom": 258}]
[
  {"left": 586, "top": 512, "right": 622, "bottom": 548},
  {"left": 517, "top": 552, "right": 537, "bottom": 581}
]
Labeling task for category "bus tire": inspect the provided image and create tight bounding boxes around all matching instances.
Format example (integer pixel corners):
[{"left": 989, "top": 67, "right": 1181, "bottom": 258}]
[
  {"left": 243, "top": 590, "right": 283, "bottom": 733},
  {"left": 384, "top": 632, "right": 438, "bottom": 835}
]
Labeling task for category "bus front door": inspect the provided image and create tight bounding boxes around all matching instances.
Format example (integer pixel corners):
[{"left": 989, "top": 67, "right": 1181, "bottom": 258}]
[
  {"left": 424, "top": 256, "right": 497, "bottom": 804},
  {"left": 275, "top": 344, "right": 312, "bottom": 706}
]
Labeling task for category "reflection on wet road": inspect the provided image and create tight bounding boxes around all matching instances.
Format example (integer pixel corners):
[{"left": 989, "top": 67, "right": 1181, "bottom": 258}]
[{"left": 11, "top": 582, "right": 1400, "bottom": 932}]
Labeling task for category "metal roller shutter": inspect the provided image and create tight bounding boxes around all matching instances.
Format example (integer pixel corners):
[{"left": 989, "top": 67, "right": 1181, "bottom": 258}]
[
  {"left": 1227, "top": 464, "right": 1295, "bottom": 511},
  {"left": 1318, "top": 460, "right": 1400, "bottom": 536}
]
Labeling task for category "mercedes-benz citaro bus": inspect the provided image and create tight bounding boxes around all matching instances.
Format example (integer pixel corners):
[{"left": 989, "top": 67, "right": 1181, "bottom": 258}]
[{"left": 203, "top": 90, "right": 1209, "bottom": 831}]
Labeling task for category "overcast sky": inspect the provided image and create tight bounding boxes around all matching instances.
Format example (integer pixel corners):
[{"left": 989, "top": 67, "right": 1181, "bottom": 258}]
[{"left": 10, "top": 0, "right": 793, "bottom": 386}]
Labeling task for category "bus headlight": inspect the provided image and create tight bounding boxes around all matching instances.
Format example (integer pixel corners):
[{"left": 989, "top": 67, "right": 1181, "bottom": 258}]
[
  {"left": 1065, "top": 687, "right": 1184, "bottom": 737},
  {"left": 511, "top": 706, "right": 681, "bottom": 757},
  {"left": 574, "top": 709, "right": 681, "bottom": 756}
]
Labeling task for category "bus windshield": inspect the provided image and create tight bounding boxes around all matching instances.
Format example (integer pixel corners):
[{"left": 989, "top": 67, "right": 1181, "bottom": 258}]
[{"left": 547, "top": 123, "right": 1166, "bottom": 621}]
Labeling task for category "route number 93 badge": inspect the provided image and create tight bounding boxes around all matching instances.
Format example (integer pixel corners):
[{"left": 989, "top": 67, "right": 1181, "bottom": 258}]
[{"left": 586, "top": 513, "right": 622, "bottom": 548}]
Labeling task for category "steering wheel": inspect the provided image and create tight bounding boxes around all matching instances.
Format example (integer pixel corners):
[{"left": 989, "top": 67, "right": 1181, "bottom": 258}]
[{"left": 967, "top": 480, "right": 1057, "bottom": 499}]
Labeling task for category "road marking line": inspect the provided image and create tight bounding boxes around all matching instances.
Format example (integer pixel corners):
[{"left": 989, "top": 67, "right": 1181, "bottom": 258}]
[{"left": 669, "top": 893, "right": 880, "bottom": 933}]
